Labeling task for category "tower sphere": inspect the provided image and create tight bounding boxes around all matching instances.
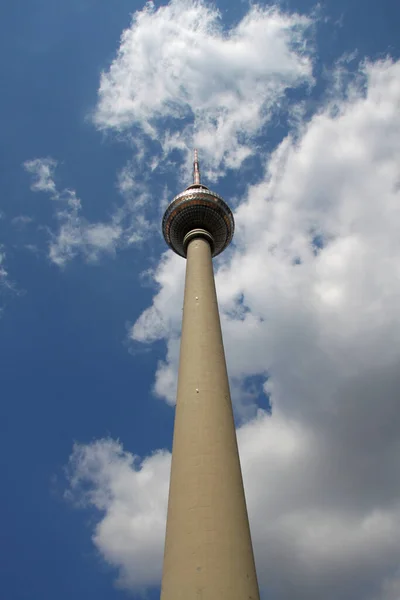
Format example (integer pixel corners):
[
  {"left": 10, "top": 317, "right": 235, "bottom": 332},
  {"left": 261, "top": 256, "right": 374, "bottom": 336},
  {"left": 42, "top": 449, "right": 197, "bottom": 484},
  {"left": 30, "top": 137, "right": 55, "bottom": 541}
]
[{"left": 162, "top": 152, "right": 234, "bottom": 258}]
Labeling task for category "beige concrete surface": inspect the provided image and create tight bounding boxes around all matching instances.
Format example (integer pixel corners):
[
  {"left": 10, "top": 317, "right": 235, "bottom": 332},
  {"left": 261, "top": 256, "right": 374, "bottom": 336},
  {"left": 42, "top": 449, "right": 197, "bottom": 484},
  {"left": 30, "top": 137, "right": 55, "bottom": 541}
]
[{"left": 160, "top": 235, "right": 260, "bottom": 600}]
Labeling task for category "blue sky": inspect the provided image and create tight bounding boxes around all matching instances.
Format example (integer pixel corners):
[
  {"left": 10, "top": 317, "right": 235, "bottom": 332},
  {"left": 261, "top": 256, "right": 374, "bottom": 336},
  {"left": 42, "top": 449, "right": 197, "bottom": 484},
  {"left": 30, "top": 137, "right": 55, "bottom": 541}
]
[{"left": 1, "top": 1, "right": 400, "bottom": 599}]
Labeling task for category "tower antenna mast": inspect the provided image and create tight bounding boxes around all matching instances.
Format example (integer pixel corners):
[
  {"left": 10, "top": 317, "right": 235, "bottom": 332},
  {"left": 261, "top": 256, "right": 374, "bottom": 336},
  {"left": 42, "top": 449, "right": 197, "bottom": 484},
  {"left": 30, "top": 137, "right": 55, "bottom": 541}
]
[{"left": 193, "top": 148, "right": 201, "bottom": 185}]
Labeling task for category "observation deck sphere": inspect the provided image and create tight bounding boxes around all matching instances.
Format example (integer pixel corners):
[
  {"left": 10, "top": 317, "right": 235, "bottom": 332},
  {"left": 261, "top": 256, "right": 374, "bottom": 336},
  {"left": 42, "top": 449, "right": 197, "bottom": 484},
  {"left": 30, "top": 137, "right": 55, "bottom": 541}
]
[{"left": 162, "top": 184, "right": 235, "bottom": 258}]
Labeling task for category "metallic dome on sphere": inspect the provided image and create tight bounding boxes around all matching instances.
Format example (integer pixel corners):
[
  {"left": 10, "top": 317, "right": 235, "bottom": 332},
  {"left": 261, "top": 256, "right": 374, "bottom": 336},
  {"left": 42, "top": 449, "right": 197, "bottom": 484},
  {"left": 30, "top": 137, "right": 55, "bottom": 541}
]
[{"left": 162, "top": 151, "right": 234, "bottom": 258}]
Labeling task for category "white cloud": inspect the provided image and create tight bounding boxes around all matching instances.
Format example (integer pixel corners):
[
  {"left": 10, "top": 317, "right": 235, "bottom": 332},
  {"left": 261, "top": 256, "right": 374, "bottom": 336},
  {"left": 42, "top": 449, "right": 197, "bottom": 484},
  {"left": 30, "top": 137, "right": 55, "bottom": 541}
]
[
  {"left": 66, "top": 439, "right": 170, "bottom": 590},
  {"left": 24, "top": 158, "right": 58, "bottom": 195},
  {"left": 0, "top": 252, "right": 8, "bottom": 280},
  {"left": 133, "top": 58, "right": 400, "bottom": 410},
  {"left": 11, "top": 215, "right": 34, "bottom": 227},
  {"left": 23, "top": 159, "right": 148, "bottom": 267},
  {"left": 0, "top": 247, "right": 18, "bottom": 297},
  {"left": 0, "top": 249, "right": 18, "bottom": 311},
  {"left": 66, "top": 407, "right": 400, "bottom": 599},
  {"left": 0, "top": 251, "right": 10, "bottom": 293},
  {"left": 48, "top": 191, "right": 123, "bottom": 267},
  {"left": 23, "top": 1, "right": 315, "bottom": 267},
  {"left": 94, "top": 0, "right": 313, "bottom": 177}
]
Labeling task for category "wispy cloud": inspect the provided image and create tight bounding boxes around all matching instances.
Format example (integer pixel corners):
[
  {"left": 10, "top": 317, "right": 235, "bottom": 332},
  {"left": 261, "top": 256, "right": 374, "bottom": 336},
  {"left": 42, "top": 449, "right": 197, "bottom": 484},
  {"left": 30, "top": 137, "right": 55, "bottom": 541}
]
[
  {"left": 11, "top": 215, "right": 34, "bottom": 227},
  {"left": 0, "top": 249, "right": 19, "bottom": 309},
  {"left": 94, "top": 0, "right": 314, "bottom": 178},
  {"left": 0, "top": 250, "right": 9, "bottom": 286},
  {"left": 24, "top": 158, "right": 58, "bottom": 195},
  {"left": 23, "top": 158, "right": 152, "bottom": 267}
]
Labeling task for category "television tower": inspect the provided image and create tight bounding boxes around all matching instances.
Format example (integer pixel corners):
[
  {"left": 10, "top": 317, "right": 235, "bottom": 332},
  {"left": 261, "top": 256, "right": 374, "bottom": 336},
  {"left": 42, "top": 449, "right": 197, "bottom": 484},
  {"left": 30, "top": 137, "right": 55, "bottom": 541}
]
[{"left": 161, "top": 152, "right": 260, "bottom": 600}]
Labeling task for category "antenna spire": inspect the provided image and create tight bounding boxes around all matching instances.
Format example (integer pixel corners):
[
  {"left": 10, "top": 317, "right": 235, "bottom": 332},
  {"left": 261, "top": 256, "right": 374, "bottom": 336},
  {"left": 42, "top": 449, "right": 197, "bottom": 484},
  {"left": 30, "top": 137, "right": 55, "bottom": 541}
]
[{"left": 193, "top": 149, "right": 201, "bottom": 185}]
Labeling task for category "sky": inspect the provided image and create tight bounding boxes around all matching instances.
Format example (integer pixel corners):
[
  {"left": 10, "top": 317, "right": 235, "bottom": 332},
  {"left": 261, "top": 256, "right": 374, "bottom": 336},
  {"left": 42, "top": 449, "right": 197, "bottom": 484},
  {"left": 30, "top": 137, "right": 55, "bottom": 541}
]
[{"left": 1, "top": 0, "right": 400, "bottom": 599}]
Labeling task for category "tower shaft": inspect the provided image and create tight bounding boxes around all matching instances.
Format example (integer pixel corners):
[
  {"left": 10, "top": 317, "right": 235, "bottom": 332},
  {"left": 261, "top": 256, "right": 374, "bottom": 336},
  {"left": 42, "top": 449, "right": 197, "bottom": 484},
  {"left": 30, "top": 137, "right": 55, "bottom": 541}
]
[{"left": 160, "top": 236, "right": 260, "bottom": 600}]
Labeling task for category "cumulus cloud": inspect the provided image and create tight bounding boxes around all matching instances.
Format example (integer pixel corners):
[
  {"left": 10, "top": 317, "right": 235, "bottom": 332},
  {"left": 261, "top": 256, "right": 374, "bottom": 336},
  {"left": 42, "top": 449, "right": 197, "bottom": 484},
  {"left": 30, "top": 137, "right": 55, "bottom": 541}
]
[
  {"left": 66, "top": 439, "right": 170, "bottom": 590},
  {"left": 94, "top": 0, "right": 313, "bottom": 176},
  {"left": 66, "top": 406, "right": 400, "bottom": 599},
  {"left": 133, "top": 58, "right": 400, "bottom": 410}
]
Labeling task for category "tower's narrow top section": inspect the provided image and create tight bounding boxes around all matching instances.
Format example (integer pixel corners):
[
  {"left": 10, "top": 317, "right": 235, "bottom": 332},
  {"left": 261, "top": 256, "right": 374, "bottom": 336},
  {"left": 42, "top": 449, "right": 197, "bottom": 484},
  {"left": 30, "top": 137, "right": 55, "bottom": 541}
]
[
  {"left": 162, "top": 150, "right": 234, "bottom": 258},
  {"left": 193, "top": 149, "right": 201, "bottom": 185}
]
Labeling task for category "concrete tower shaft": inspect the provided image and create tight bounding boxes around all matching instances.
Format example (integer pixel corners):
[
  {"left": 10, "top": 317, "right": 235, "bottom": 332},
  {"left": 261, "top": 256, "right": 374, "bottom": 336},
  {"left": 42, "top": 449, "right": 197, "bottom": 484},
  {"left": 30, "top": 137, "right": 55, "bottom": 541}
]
[
  {"left": 160, "top": 236, "right": 260, "bottom": 600},
  {"left": 160, "top": 152, "right": 260, "bottom": 600}
]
